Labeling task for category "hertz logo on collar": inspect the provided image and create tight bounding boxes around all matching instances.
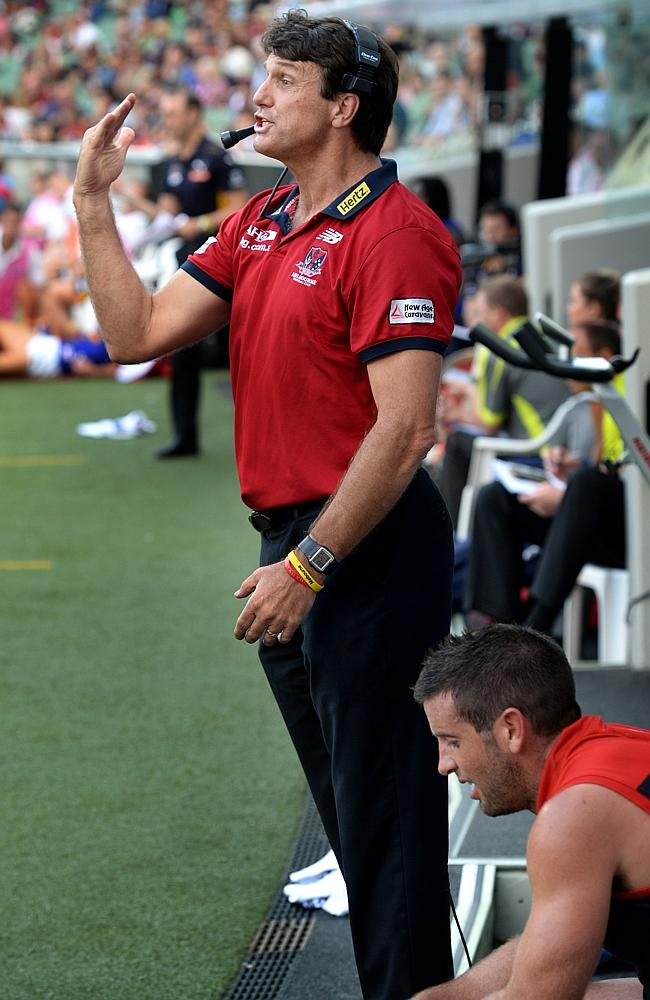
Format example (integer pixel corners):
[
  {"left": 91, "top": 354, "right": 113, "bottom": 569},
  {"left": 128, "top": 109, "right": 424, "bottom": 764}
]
[{"left": 337, "top": 182, "right": 371, "bottom": 216}]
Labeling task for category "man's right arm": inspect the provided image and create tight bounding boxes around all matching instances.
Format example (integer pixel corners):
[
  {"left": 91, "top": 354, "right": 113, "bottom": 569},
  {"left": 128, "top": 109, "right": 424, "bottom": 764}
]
[
  {"left": 409, "top": 939, "right": 518, "bottom": 1000},
  {"left": 73, "top": 94, "right": 230, "bottom": 363}
]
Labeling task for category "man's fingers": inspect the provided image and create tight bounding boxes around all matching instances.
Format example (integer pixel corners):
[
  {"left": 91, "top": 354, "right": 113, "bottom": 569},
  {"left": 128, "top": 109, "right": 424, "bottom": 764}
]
[
  {"left": 107, "top": 94, "right": 136, "bottom": 131},
  {"left": 95, "top": 94, "right": 136, "bottom": 142},
  {"left": 261, "top": 624, "right": 289, "bottom": 646},
  {"left": 234, "top": 576, "right": 257, "bottom": 599},
  {"left": 234, "top": 607, "right": 256, "bottom": 640}
]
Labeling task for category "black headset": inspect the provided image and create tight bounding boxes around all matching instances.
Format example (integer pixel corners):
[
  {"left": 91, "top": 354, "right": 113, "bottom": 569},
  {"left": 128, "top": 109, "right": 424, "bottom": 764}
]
[{"left": 340, "top": 20, "right": 381, "bottom": 96}]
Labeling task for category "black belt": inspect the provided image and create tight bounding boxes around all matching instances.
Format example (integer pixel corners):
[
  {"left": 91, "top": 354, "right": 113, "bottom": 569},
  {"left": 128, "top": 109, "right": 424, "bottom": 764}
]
[{"left": 248, "top": 498, "right": 327, "bottom": 533}]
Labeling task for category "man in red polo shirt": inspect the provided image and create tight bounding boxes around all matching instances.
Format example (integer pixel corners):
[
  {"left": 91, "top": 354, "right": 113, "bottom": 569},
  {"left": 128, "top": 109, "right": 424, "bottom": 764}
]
[{"left": 73, "top": 13, "right": 461, "bottom": 999}]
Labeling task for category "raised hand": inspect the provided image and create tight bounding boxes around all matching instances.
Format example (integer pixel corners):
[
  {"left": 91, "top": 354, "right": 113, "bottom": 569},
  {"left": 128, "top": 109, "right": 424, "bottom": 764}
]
[{"left": 74, "top": 94, "right": 137, "bottom": 199}]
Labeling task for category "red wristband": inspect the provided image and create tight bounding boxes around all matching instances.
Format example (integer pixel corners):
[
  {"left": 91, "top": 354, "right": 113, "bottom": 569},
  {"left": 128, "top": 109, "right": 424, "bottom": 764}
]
[{"left": 284, "top": 556, "right": 312, "bottom": 590}]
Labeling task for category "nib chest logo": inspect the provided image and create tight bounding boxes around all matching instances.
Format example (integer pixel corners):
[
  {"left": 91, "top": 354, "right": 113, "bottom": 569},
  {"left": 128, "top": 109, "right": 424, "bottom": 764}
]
[
  {"left": 291, "top": 246, "right": 329, "bottom": 287},
  {"left": 388, "top": 298, "right": 435, "bottom": 324}
]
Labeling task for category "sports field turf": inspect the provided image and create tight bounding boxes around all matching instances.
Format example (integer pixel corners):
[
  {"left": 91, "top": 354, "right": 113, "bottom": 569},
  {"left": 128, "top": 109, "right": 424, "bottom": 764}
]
[{"left": 1, "top": 372, "right": 306, "bottom": 1000}]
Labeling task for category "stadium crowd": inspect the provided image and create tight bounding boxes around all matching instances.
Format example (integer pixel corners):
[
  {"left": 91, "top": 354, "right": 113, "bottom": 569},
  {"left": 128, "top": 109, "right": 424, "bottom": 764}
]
[{"left": 0, "top": 0, "right": 542, "bottom": 150}]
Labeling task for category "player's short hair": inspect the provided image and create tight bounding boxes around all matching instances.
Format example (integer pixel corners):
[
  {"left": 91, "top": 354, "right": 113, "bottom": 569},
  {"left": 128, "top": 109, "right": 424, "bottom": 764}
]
[
  {"left": 480, "top": 274, "right": 528, "bottom": 318},
  {"left": 261, "top": 9, "right": 399, "bottom": 156},
  {"left": 414, "top": 624, "right": 582, "bottom": 737}
]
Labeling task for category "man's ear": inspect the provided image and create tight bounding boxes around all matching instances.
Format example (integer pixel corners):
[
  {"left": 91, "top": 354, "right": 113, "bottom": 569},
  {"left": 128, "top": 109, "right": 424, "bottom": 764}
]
[
  {"left": 331, "top": 92, "right": 360, "bottom": 130},
  {"left": 493, "top": 707, "right": 526, "bottom": 754}
]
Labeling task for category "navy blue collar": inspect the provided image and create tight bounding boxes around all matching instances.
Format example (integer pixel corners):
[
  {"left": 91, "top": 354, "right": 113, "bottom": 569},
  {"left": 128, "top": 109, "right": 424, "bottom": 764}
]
[{"left": 263, "top": 158, "right": 397, "bottom": 229}]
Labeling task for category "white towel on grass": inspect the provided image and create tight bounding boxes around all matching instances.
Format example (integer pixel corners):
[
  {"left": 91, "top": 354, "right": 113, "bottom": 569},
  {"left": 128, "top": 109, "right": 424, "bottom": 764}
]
[
  {"left": 76, "top": 410, "right": 157, "bottom": 440},
  {"left": 283, "top": 849, "right": 348, "bottom": 917}
]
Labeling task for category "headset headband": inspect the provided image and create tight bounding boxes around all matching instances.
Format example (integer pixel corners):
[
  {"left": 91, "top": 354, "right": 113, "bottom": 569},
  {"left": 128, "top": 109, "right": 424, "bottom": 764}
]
[{"left": 340, "top": 20, "right": 381, "bottom": 97}]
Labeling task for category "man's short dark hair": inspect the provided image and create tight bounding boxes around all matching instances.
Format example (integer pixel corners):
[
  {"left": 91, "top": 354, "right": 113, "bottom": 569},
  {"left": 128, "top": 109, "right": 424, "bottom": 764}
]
[
  {"left": 413, "top": 624, "right": 582, "bottom": 737},
  {"left": 479, "top": 199, "right": 520, "bottom": 232},
  {"left": 480, "top": 273, "right": 528, "bottom": 318},
  {"left": 163, "top": 86, "right": 203, "bottom": 113},
  {"left": 261, "top": 9, "right": 399, "bottom": 156}
]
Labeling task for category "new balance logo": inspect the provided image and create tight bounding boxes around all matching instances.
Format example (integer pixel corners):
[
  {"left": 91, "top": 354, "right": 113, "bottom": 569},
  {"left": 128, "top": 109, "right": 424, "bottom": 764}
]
[{"left": 316, "top": 228, "right": 344, "bottom": 245}]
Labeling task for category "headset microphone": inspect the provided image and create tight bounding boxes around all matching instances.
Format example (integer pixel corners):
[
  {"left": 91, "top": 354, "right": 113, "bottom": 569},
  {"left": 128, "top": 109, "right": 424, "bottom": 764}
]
[{"left": 220, "top": 124, "right": 256, "bottom": 149}]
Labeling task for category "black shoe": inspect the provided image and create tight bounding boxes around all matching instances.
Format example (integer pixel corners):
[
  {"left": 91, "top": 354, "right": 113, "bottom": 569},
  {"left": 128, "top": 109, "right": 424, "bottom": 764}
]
[{"left": 155, "top": 440, "right": 199, "bottom": 459}]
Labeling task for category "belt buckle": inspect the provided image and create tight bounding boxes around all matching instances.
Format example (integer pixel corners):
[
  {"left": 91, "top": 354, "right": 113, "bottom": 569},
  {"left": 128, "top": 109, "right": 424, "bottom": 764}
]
[{"left": 249, "top": 510, "right": 273, "bottom": 533}]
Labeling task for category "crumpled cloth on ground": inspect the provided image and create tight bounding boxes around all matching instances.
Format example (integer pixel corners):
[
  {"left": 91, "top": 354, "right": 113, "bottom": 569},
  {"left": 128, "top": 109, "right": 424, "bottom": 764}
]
[
  {"left": 76, "top": 410, "right": 157, "bottom": 440},
  {"left": 283, "top": 849, "right": 349, "bottom": 917}
]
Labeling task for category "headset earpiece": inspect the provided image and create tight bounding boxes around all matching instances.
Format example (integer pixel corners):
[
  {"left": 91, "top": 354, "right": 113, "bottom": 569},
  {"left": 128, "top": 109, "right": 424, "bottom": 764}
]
[{"left": 340, "top": 20, "right": 380, "bottom": 97}]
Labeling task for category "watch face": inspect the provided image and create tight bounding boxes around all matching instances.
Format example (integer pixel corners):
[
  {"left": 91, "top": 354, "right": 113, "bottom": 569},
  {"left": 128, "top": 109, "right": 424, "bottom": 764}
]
[{"left": 310, "top": 547, "right": 334, "bottom": 571}]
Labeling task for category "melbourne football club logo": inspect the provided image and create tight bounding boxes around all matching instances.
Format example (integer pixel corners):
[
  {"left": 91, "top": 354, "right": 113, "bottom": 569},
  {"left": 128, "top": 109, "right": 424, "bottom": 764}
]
[{"left": 296, "top": 246, "right": 329, "bottom": 277}]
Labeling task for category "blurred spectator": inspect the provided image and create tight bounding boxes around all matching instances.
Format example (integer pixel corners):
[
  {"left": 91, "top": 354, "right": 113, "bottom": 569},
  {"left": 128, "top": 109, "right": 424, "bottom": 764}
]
[
  {"left": 461, "top": 200, "right": 522, "bottom": 326},
  {"left": 0, "top": 203, "right": 42, "bottom": 321},
  {"left": 477, "top": 198, "right": 521, "bottom": 250},
  {"left": 22, "top": 167, "right": 76, "bottom": 251},
  {"left": 0, "top": 317, "right": 114, "bottom": 378},
  {"left": 137, "top": 88, "right": 248, "bottom": 458},
  {"left": 0, "top": 160, "right": 15, "bottom": 207},
  {"left": 566, "top": 268, "right": 620, "bottom": 326},
  {"left": 434, "top": 275, "right": 570, "bottom": 528},
  {"left": 567, "top": 124, "right": 612, "bottom": 195},
  {"left": 409, "top": 175, "right": 468, "bottom": 246},
  {"left": 464, "top": 320, "right": 623, "bottom": 629},
  {"left": 419, "top": 70, "right": 473, "bottom": 147}
]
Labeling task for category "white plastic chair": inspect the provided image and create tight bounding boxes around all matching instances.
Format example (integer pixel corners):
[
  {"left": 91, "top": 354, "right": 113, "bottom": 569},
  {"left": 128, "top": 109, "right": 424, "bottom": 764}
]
[{"left": 562, "top": 565, "right": 630, "bottom": 666}]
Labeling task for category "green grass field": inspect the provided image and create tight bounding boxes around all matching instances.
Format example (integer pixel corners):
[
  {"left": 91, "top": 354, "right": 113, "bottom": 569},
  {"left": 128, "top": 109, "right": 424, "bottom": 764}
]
[{"left": 1, "top": 372, "right": 306, "bottom": 1000}]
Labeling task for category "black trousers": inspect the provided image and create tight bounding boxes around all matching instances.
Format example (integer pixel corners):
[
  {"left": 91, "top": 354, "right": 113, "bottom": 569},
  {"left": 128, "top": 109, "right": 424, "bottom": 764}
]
[
  {"left": 530, "top": 464, "right": 625, "bottom": 615},
  {"left": 168, "top": 237, "right": 208, "bottom": 448},
  {"left": 465, "top": 480, "right": 551, "bottom": 621},
  {"left": 258, "top": 471, "right": 454, "bottom": 1000},
  {"left": 466, "top": 466, "right": 625, "bottom": 622},
  {"left": 169, "top": 343, "right": 201, "bottom": 447}
]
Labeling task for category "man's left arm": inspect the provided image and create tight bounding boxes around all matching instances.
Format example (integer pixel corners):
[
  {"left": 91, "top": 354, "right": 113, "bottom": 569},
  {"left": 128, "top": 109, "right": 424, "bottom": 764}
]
[{"left": 233, "top": 348, "right": 442, "bottom": 644}]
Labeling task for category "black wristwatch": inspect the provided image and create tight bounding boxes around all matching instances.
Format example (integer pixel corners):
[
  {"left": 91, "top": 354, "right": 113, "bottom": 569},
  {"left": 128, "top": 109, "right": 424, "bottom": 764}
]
[{"left": 297, "top": 534, "right": 339, "bottom": 575}]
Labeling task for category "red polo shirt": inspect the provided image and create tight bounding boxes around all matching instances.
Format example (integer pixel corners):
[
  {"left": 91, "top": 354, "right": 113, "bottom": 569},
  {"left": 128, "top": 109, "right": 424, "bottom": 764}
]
[{"left": 183, "top": 159, "right": 461, "bottom": 509}]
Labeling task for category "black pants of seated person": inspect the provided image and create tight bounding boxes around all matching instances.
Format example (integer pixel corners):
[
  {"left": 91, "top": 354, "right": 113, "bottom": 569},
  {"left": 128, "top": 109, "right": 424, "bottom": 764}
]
[
  {"left": 526, "top": 465, "right": 625, "bottom": 631},
  {"left": 465, "top": 479, "right": 551, "bottom": 622},
  {"left": 466, "top": 466, "right": 625, "bottom": 627}
]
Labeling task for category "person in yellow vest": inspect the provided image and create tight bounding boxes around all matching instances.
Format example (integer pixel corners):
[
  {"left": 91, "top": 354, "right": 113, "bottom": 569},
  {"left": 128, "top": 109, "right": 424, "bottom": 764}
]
[
  {"left": 464, "top": 319, "right": 625, "bottom": 629},
  {"left": 437, "top": 274, "right": 571, "bottom": 528}
]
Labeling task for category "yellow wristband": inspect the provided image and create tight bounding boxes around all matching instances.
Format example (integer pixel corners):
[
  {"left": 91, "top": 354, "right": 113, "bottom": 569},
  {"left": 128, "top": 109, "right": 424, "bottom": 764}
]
[
  {"left": 287, "top": 549, "right": 324, "bottom": 592},
  {"left": 197, "top": 214, "right": 211, "bottom": 233}
]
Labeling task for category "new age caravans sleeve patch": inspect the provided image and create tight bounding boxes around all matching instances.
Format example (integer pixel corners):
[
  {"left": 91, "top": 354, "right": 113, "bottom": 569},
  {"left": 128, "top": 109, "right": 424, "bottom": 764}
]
[
  {"left": 348, "top": 227, "right": 460, "bottom": 361},
  {"left": 388, "top": 298, "right": 435, "bottom": 324}
]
